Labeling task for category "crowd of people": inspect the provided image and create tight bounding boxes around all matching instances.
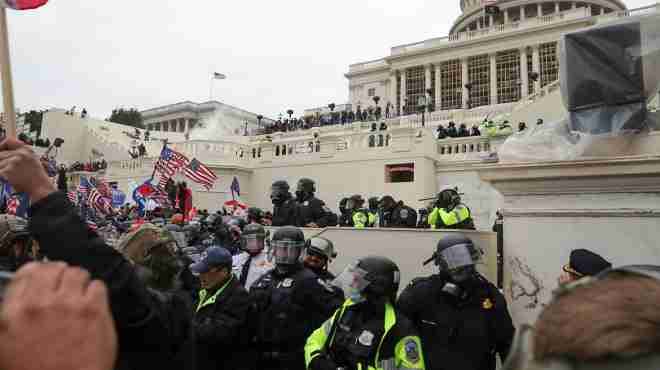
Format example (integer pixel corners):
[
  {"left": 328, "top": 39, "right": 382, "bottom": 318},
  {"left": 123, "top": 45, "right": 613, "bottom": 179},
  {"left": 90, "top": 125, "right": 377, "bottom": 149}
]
[
  {"left": 67, "top": 159, "right": 108, "bottom": 172},
  {"left": 0, "top": 136, "right": 656, "bottom": 370}
]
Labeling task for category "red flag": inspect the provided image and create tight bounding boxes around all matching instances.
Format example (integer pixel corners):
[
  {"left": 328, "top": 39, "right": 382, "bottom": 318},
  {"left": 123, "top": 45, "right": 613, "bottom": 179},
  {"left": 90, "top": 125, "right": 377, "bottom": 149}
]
[{"left": 1, "top": 0, "right": 48, "bottom": 10}]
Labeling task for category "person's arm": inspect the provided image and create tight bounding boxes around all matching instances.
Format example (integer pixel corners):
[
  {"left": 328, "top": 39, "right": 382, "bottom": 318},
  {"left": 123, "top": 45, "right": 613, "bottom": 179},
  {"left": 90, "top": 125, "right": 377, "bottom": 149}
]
[{"left": 494, "top": 293, "right": 516, "bottom": 362}]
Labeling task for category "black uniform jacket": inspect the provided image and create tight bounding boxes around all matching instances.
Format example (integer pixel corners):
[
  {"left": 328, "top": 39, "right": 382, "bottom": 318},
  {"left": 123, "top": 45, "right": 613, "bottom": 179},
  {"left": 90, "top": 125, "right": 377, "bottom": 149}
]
[
  {"left": 28, "top": 191, "right": 194, "bottom": 370},
  {"left": 295, "top": 197, "right": 336, "bottom": 228},
  {"left": 192, "top": 276, "right": 252, "bottom": 370},
  {"left": 397, "top": 274, "right": 515, "bottom": 370}
]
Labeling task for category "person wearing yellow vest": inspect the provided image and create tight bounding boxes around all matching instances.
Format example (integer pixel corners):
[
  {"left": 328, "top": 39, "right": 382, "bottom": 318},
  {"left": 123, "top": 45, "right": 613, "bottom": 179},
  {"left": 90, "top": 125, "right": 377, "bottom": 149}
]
[
  {"left": 367, "top": 197, "right": 380, "bottom": 227},
  {"left": 348, "top": 195, "right": 370, "bottom": 229},
  {"left": 305, "top": 256, "right": 426, "bottom": 370},
  {"left": 191, "top": 246, "right": 252, "bottom": 370},
  {"left": 428, "top": 188, "right": 475, "bottom": 230}
]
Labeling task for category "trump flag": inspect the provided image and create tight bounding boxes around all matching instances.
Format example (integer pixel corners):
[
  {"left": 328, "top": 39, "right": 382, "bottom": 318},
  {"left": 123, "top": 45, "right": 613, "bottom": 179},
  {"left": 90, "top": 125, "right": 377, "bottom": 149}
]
[{"left": 0, "top": 0, "right": 48, "bottom": 10}]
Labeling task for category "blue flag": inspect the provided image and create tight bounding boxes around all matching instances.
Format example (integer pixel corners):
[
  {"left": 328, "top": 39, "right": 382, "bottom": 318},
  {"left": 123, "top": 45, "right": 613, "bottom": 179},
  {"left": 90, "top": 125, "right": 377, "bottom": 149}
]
[{"left": 231, "top": 176, "right": 241, "bottom": 197}]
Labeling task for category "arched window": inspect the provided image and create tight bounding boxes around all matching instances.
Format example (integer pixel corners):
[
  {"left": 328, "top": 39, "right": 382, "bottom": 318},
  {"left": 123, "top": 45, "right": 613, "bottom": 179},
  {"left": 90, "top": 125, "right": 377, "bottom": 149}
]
[
  {"left": 315, "top": 140, "right": 321, "bottom": 152},
  {"left": 282, "top": 145, "right": 287, "bottom": 156},
  {"left": 275, "top": 145, "right": 280, "bottom": 156},
  {"left": 368, "top": 135, "right": 375, "bottom": 148},
  {"left": 377, "top": 135, "right": 384, "bottom": 147}
]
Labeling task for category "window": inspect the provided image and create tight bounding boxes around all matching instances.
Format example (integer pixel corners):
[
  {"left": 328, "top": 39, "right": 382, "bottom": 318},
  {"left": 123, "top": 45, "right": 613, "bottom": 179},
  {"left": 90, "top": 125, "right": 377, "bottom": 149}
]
[
  {"left": 441, "top": 59, "right": 462, "bottom": 110},
  {"left": 385, "top": 163, "right": 415, "bottom": 183},
  {"left": 527, "top": 51, "right": 535, "bottom": 94},
  {"left": 496, "top": 49, "right": 521, "bottom": 104},
  {"left": 368, "top": 88, "right": 376, "bottom": 97},
  {"left": 539, "top": 42, "right": 559, "bottom": 87},
  {"left": 396, "top": 74, "right": 402, "bottom": 115},
  {"left": 429, "top": 67, "right": 436, "bottom": 112},
  {"left": 406, "top": 66, "right": 425, "bottom": 113},
  {"left": 468, "top": 54, "right": 490, "bottom": 108}
]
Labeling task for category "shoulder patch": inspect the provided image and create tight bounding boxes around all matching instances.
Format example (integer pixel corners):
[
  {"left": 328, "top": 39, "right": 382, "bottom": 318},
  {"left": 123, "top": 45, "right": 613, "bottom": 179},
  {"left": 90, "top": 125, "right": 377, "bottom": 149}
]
[
  {"left": 399, "top": 209, "right": 409, "bottom": 219},
  {"left": 404, "top": 338, "right": 420, "bottom": 363},
  {"left": 322, "top": 206, "right": 331, "bottom": 213}
]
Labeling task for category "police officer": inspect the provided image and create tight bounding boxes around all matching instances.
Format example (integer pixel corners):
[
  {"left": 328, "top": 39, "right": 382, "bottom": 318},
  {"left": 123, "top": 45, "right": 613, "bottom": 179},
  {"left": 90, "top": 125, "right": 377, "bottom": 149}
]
[
  {"left": 367, "top": 197, "right": 380, "bottom": 227},
  {"left": 379, "top": 195, "right": 417, "bottom": 228},
  {"left": 305, "top": 256, "right": 426, "bottom": 370},
  {"left": 338, "top": 197, "right": 351, "bottom": 227},
  {"left": 0, "top": 214, "right": 32, "bottom": 271},
  {"left": 294, "top": 178, "right": 336, "bottom": 228},
  {"left": 250, "top": 226, "right": 341, "bottom": 370},
  {"left": 302, "top": 236, "right": 345, "bottom": 323},
  {"left": 428, "top": 188, "right": 475, "bottom": 230},
  {"left": 232, "top": 223, "right": 274, "bottom": 291},
  {"left": 271, "top": 180, "right": 296, "bottom": 226},
  {"left": 347, "top": 194, "right": 369, "bottom": 229},
  {"left": 191, "top": 246, "right": 251, "bottom": 370},
  {"left": 397, "top": 234, "right": 514, "bottom": 370}
]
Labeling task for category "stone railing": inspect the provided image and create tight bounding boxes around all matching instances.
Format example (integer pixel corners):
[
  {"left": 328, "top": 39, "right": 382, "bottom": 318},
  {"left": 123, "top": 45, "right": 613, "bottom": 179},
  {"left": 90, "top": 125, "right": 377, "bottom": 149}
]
[
  {"left": 391, "top": 36, "right": 451, "bottom": 55},
  {"left": 436, "top": 135, "right": 495, "bottom": 160}
]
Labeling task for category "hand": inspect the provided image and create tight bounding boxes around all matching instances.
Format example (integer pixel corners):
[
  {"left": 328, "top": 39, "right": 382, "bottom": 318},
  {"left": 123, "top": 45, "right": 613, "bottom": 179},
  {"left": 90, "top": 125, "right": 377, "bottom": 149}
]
[
  {"left": 558, "top": 271, "right": 576, "bottom": 286},
  {"left": 306, "top": 222, "right": 320, "bottom": 228},
  {"left": 0, "top": 138, "right": 56, "bottom": 203},
  {"left": 0, "top": 262, "right": 118, "bottom": 370}
]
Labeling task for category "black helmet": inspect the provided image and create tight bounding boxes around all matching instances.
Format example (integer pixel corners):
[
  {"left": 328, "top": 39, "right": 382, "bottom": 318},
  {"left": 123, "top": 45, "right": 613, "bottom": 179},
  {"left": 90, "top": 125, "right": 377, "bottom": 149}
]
[
  {"left": 436, "top": 188, "right": 460, "bottom": 209},
  {"left": 434, "top": 233, "right": 483, "bottom": 272},
  {"left": 270, "top": 226, "right": 305, "bottom": 267},
  {"left": 241, "top": 223, "right": 266, "bottom": 254},
  {"left": 305, "top": 236, "right": 337, "bottom": 262},
  {"left": 271, "top": 181, "right": 291, "bottom": 204},
  {"left": 368, "top": 197, "right": 380, "bottom": 210},
  {"left": 339, "top": 198, "right": 349, "bottom": 214},
  {"left": 296, "top": 178, "right": 316, "bottom": 193},
  {"left": 271, "top": 180, "right": 290, "bottom": 193},
  {"left": 226, "top": 217, "right": 246, "bottom": 232},
  {"left": 335, "top": 256, "right": 400, "bottom": 303},
  {"left": 346, "top": 194, "right": 365, "bottom": 211}
]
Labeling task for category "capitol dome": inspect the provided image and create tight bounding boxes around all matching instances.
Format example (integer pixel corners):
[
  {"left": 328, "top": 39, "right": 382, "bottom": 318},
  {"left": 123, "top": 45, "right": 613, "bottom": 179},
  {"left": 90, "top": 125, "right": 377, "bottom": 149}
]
[{"left": 451, "top": 0, "right": 627, "bottom": 34}]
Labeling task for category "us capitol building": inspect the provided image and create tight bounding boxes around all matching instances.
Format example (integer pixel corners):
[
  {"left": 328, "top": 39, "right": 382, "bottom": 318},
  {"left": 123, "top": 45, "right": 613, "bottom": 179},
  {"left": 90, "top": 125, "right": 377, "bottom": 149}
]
[
  {"left": 38, "top": 0, "right": 660, "bottom": 328},
  {"left": 347, "top": 0, "right": 642, "bottom": 119}
]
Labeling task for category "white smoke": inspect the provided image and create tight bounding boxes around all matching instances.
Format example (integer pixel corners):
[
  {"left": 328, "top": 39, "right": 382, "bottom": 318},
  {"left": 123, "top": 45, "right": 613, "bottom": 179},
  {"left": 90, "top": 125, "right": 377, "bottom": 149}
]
[{"left": 189, "top": 105, "right": 245, "bottom": 141}]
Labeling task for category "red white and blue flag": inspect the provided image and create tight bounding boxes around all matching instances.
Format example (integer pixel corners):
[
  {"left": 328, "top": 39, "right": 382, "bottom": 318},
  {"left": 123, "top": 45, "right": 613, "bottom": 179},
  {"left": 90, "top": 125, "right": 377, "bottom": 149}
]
[
  {"left": 89, "top": 187, "right": 113, "bottom": 215},
  {"left": 155, "top": 147, "right": 189, "bottom": 177},
  {"left": 0, "top": 0, "right": 48, "bottom": 10},
  {"left": 184, "top": 158, "right": 217, "bottom": 190}
]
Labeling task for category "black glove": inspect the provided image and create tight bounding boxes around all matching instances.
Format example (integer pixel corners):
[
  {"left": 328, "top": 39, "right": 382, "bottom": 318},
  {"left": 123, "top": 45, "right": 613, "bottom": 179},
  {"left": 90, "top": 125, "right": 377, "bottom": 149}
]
[{"left": 309, "top": 355, "right": 340, "bottom": 370}]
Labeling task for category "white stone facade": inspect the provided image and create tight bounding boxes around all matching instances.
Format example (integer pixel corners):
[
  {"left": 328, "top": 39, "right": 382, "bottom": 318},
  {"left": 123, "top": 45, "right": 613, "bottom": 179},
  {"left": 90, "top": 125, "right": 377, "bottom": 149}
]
[{"left": 345, "top": 1, "right": 656, "bottom": 119}]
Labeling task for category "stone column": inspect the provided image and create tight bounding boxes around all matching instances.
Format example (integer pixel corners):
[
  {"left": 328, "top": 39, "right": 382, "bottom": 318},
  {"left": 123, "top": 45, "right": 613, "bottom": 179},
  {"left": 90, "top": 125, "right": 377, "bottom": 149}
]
[
  {"left": 489, "top": 14, "right": 494, "bottom": 27},
  {"left": 400, "top": 69, "right": 407, "bottom": 114},
  {"left": 435, "top": 64, "right": 443, "bottom": 110},
  {"left": 532, "top": 45, "right": 541, "bottom": 92},
  {"left": 504, "top": 9, "right": 509, "bottom": 23},
  {"left": 537, "top": 3, "right": 542, "bottom": 16},
  {"left": 555, "top": 2, "right": 560, "bottom": 13},
  {"left": 389, "top": 71, "right": 397, "bottom": 111},
  {"left": 572, "top": 2, "right": 577, "bottom": 9},
  {"left": 490, "top": 53, "right": 498, "bottom": 105},
  {"left": 520, "top": 47, "right": 529, "bottom": 98},
  {"left": 521, "top": 5, "right": 526, "bottom": 20},
  {"left": 425, "top": 64, "right": 432, "bottom": 94},
  {"left": 600, "top": 6, "right": 606, "bottom": 15},
  {"left": 461, "top": 58, "right": 469, "bottom": 109}
]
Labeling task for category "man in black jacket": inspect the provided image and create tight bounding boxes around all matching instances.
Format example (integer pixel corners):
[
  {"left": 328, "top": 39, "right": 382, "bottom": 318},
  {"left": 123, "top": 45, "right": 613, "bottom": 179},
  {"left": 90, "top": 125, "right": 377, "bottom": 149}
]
[
  {"left": 379, "top": 195, "right": 418, "bottom": 228},
  {"left": 0, "top": 137, "right": 194, "bottom": 370},
  {"left": 191, "top": 246, "right": 252, "bottom": 370},
  {"left": 293, "top": 178, "right": 336, "bottom": 228},
  {"left": 270, "top": 180, "right": 296, "bottom": 226}
]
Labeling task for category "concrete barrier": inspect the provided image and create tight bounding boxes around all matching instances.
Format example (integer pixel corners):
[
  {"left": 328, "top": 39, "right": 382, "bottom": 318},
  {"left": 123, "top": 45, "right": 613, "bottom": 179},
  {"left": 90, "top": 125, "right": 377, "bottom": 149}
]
[{"left": 266, "top": 226, "right": 497, "bottom": 293}]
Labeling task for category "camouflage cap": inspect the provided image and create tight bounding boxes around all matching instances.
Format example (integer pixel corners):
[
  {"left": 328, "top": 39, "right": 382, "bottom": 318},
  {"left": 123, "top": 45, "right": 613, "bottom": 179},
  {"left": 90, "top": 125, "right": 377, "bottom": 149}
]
[
  {"left": 117, "top": 223, "right": 177, "bottom": 264},
  {"left": 0, "top": 214, "right": 30, "bottom": 249}
]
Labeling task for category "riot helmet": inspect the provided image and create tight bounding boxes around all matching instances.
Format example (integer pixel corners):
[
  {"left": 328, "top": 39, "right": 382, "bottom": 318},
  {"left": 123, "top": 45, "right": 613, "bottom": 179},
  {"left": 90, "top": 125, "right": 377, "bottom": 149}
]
[
  {"left": 295, "top": 178, "right": 316, "bottom": 201},
  {"left": 334, "top": 256, "right": 400, "bottom": 304},
  {"left": 433, "top": 234, "right": 483, "bottom": 285},
  {"left": 270, "top": 180, "right": 291, "bottom": 205},
  {"left": 368, "top": 197, "right": 380, "bottom": 211},
  {"left": 241, "top": 223, "right": 266, "bottom": 255},
  {"left": 0, "top": 215, "right": 30, "bottom": 249},
  {"left": 303, "top": 236, "right": 336, "bottom": 272},
  {"left": 346, "top": 195, "right": 365, "bottom": 211},
  {"left": 435, "top": 187, "right": 461, "bottom": 209},
  {"left": 270, "top": 226, "right": 305, "bottom": 270},
  {"left": 379, "top": 195, "right": 396, "bottom": 212},
  {"left": 339, "top": 198, "right": 349, "bottom": 214}
]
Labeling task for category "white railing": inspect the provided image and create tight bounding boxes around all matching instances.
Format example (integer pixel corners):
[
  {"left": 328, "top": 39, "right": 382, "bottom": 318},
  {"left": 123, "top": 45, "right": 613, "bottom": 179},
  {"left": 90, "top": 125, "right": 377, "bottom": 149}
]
[
  {"left": 436, "top": 135, "right": 494, "bottom": 159},
  {"left": 391, "top": 37, "right": 450, "bottom": 55}
]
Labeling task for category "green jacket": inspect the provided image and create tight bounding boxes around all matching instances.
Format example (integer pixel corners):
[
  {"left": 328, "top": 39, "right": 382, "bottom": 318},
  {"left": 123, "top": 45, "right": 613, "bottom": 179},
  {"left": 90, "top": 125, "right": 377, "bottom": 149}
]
[
  {"left": 352, "top": 210, "right": 369, "bottom": 229},
  {"left": 305, "top": 299, "right": 426, "bottom": 370}
]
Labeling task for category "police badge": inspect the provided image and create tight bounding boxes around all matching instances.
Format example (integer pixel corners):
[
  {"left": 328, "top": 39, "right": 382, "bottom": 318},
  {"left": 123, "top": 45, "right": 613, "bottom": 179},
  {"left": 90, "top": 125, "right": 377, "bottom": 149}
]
[{"left": 404, "top": 338, "right": 420, "bottom": 363}]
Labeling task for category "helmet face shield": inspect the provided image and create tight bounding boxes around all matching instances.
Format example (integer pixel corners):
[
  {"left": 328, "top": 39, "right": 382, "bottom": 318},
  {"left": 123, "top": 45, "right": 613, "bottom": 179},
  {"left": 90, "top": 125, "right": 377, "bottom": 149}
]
[
  {"left": 271, "top": 240, "right": 303, "bottom": 266},
  {"left": 437, "top": 243, "right": 483, "bottom": 272},
  {"left": 241, "top": 234, "right": 265, "bottom": 254},
  {"left": 332, "top": 262, "right": 371, "bottom": 303}
]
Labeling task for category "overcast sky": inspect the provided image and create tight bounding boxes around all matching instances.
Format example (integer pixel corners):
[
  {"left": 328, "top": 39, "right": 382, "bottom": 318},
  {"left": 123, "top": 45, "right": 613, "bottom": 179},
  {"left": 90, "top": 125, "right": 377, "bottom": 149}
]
[{"left": 3, "top": 0, "right": 653, "bottom": 120}]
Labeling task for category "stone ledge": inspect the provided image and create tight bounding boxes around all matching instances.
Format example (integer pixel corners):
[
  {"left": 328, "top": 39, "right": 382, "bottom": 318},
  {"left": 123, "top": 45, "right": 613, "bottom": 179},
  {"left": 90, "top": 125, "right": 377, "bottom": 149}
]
[{"left": 503, "top": 208, "right": 660, "bottom": 218}]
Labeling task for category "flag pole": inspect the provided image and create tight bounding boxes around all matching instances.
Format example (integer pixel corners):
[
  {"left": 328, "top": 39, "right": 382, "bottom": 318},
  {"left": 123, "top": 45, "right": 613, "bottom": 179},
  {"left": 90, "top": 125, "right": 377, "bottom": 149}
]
[
  {"left": 150, "top": 139, "right": 168, "bottom": 181},
  {"left": 0, "top": 7, "right": 17, "bottom": 138}
]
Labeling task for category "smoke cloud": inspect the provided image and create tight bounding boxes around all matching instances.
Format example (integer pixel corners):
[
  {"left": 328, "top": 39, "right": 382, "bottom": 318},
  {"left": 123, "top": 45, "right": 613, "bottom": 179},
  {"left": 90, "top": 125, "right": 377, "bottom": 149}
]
[{"left": 189, "top": 106, "right": 245, "bottom": 140}]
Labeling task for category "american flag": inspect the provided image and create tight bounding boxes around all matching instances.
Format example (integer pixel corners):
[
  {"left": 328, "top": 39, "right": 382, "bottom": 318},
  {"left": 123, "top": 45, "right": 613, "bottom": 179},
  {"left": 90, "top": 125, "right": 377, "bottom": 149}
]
[
  {"left": 96, "top": 178, "right": 111, "bottom": 198},
  {"left": 155, "top": 147, "right": 189, "bottom": 178},
  {"left": 157, "top": 175, "right": 170, "bottom": 191},
  {"left": 151, "top": 189, "right": 171, "bottom": 207},
  {"left": 67, "top": 190, "right": 78, "bottom": 205},
  {"left": 86, "top": 219, "right": 98, "bottom": 231},
  {"left": 184, "top": 158, "right": 217, "bottom": 190},
  {"left": 79, "top": 177, "right": 92, "bottom": 196},
  {"left": 88, "top": 188, "right": 113, "bottom": 215}
]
